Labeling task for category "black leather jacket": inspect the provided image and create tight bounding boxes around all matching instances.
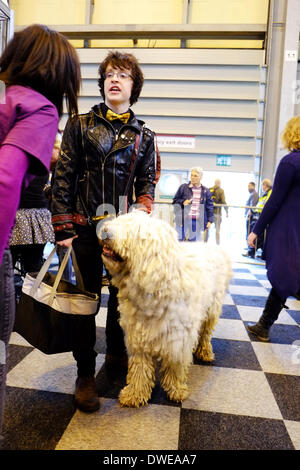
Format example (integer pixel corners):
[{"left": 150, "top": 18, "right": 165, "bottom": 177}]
[{"left": 51, "top": 104, "right": 156, "bottom": 240}]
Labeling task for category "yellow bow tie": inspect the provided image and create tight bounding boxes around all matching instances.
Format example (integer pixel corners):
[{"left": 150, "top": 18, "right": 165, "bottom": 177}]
[{"left": 106, "top": 109, "right": 130, "bottom": 124}]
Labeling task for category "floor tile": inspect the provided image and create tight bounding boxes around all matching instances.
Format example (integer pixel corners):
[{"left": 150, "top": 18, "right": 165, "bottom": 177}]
[
  {"left": 100, "top": 293, "right": 109, "bottom": 308},
  {"left": 232, "top": 265, "right": 250, "bottom": 271},
  {"left": 55, "top": 398, "right": 180, "bottom": 450},
  {"left": 101, "top": 286, "right": 109, "bottom": 295},
  {"left": 284, "top": 421, "right": 300, "bottom": 450},
  {"left": 221, "top": 304, "right": 241, "bottom": 320},
  {"left": 6, "top": 350, "right": 105, "bottom": 394},
  {"left": 249, "top": 323, "right": 300, "bottom": 345},
  {"left": 252, "top": 343, "right": 300, "bottom": 376},
  {"left": 96, "top": 363, "right": 181, "bottom": 408},
  {"left": 223, "top": 293, "right": 234, "bottom": 305},
  {"left": 288, "top": 310, "right": 300, "bottom": 326},
  {"left": 237, "top": 305, "right": 297, "bottom": 325},
  {"left": 9, "top": 331, "right": 32, "bottom": 347},
  {"left": 259, "top": 279, "right": 272, "bottom": 289},
  {"left": 95, "top": 363, "right": 126, "bottom": 400},
  {"left": 230, "top": 278, "right": 263, "bottom": 287},
  {"left": 229, "top": 285, "right": 269, "bottom": 297},
  {"left": 1, "top": 387, "right": 74, "bottom": 450},
  {"left": 249, "top": 266, "right": 267, "bottom": 273},
  {"left": 213, "top": 318, "right": 250, "bottom": 341},
  {"left": 178, "top": 409, "right": 294, "bottom": 450},
  {"left": 183, "top": 365, "right": 282, "bottom": 419},
  {"left": 231, "top": 272, "right": 257, "bottom": 280},
  {"left": 254, "top": 273, "right": 268, "bottom": 280},
  {"left": 7, "top": 344, "right": 34, "bottom": 373},
  {"left": 95, "top": 327, "right": 107, "bottom": 354},
  {"left": 194, "top": 339, "right": 262, "bottom": 371},
  {"left": 286, "top": 299, "right": 300, "bottom": 311},
  {"left": 265, "top": 373, "right": 300, "bottom": 421},
  {"left": 3, "top": 251, "right": 299, "bottom": 451},
  {"left": 231, "top": 295, "right": 267, "bottom": 308},
  {"left": 95, "top": 307, "right": 107, "bottom": 327}
]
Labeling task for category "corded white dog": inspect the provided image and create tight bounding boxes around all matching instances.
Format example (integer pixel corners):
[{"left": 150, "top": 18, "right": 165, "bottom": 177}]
[{"left": 99, "top": 211, "right": 232, "bottom": 407}]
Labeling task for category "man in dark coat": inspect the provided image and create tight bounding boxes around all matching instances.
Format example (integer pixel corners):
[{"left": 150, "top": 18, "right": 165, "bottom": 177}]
[{"left": 172, "top": 167, "right": 214, "bottom": 241}]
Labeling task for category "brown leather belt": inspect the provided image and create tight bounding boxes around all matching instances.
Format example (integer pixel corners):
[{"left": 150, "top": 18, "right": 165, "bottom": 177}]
[
  {"left": 52, "top": 212, "right": 114, "bottom": 229},
  {"left": 52, "top": 213, "right": 88, "bottom": 227}
]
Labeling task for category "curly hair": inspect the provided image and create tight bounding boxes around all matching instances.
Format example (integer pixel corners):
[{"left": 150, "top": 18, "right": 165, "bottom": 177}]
[
  {"left": 282, "top": 115, "right": 300, "bottom": 151},
  {"left": 98, "top": 51, "right": 144, "bottom": 106},
  {"left": 0, "top": 24, "right": 81, "bottom": 117}
]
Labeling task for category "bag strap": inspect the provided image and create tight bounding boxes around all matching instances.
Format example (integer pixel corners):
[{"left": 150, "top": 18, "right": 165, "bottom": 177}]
[
  {"left": 30, "top": 245, "right": 58, "bottom": 296},
  {"left": 153, "top": 134, "right": 161, "bottom": 185},
  {"left": 48, "top": 246, "right": 73, "bottom": 306},
  {"left": 119, "top": 127, "right": 144, "bottom": 214},
  {"left": 49, "top": 246, "right": 87, "bottom": 306},
  {"left": 30, "top": 245, "right": 85, "bottom": 306}
]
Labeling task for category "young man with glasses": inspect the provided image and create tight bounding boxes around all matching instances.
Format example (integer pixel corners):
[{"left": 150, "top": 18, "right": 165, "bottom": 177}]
[{"left": 51, "top": 51, "right": 156, "bottom": 412}]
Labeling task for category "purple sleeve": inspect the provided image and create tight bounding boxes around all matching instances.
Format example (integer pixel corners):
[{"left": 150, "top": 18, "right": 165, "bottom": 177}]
[
  {"left": 3, "top": 105, "right": 58, "bottom": 175},
  {"left": 0, "top": 145, "right": 29, "bottom": 263},
  {"left": 0, "top": 87, "right": 59, "bottom": 175},
  {"left": 253, "top": 160, "right": 295, "bottom": 236}
]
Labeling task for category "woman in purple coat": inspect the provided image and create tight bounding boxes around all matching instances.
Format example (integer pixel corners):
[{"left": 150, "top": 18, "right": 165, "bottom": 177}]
[
  {"left": 0, "top": 24, "right": 81, "bottom": 439},
  {"left": 247, "top": 116, "right": 300, "bottom": 341}
]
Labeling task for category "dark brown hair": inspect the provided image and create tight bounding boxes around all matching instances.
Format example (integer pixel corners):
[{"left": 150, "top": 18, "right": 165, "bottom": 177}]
[
  {"left": 0, "top": 24, "right": 81, "bottom": 117},
  {"left": 98, "top": 51, "right": 144, "bottom": 106}
]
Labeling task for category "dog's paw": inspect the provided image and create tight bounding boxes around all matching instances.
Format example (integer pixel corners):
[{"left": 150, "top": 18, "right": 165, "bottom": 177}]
[
  {"left": 193, "top": 346, "right": 215, "bottom": 363},
  {"left": 167, "top": 385, "right": 189, "bottom": 403},
  {"left": 119, "top": 385, "right": 149, "bottom": 408}
]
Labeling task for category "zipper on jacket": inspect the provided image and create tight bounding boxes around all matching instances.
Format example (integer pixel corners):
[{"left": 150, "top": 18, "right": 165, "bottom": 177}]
[{"left": 90, "top": 110, "right": 141, "bottom": 207}]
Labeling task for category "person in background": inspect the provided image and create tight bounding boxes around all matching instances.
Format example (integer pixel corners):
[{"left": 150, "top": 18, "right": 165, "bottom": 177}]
[
  {"left": 51, "top": 51, "right": 156, "bottom": 413},
  {"left": 209, "top": 178, "right": 228, "bottom": 245},
  {"left": 247, "top": 116, "right": 300, "bottom": 341},
  {"left": 172, "top": 167, "right": 214, "bottom": 242},
  {"left": 0, "top": 24, "right": 81, "bottom": 439},
  {"left": 244, "top": 178, "right": 272, "bottom": 259},
  {"left": 243, "top": 182, "right": 259, "bottom": 258}
]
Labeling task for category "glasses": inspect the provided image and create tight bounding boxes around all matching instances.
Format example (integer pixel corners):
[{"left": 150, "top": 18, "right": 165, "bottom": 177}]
[{"left": 104, "top": 71, "right": 133, "bottom": 80}]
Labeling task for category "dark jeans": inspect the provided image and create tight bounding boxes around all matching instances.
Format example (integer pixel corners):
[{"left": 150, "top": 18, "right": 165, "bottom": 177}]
[
  {"left": 72, "top": 226, "right": 126, "bottom": 377},
  {"left": 0, "top": 250, "right": 16, "bottom": 439}
]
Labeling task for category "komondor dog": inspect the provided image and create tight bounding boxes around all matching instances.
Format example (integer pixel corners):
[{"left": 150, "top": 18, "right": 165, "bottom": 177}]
[{"left": 99, "top": 211, "right": 232, "bottom": 407}]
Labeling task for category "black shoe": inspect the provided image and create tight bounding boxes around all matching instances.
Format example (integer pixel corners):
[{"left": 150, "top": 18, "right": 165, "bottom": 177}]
[
  {"left": 247, "top": 322, "right": 270, "bottom": 341},
  {"left": 74, "top": 376, "right": 100, "bottom": 412}
]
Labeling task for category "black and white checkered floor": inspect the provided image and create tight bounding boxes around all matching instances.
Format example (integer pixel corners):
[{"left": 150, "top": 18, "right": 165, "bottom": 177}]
[{"left": 1, "top": 254, "right": 300, "bottom": 451}]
